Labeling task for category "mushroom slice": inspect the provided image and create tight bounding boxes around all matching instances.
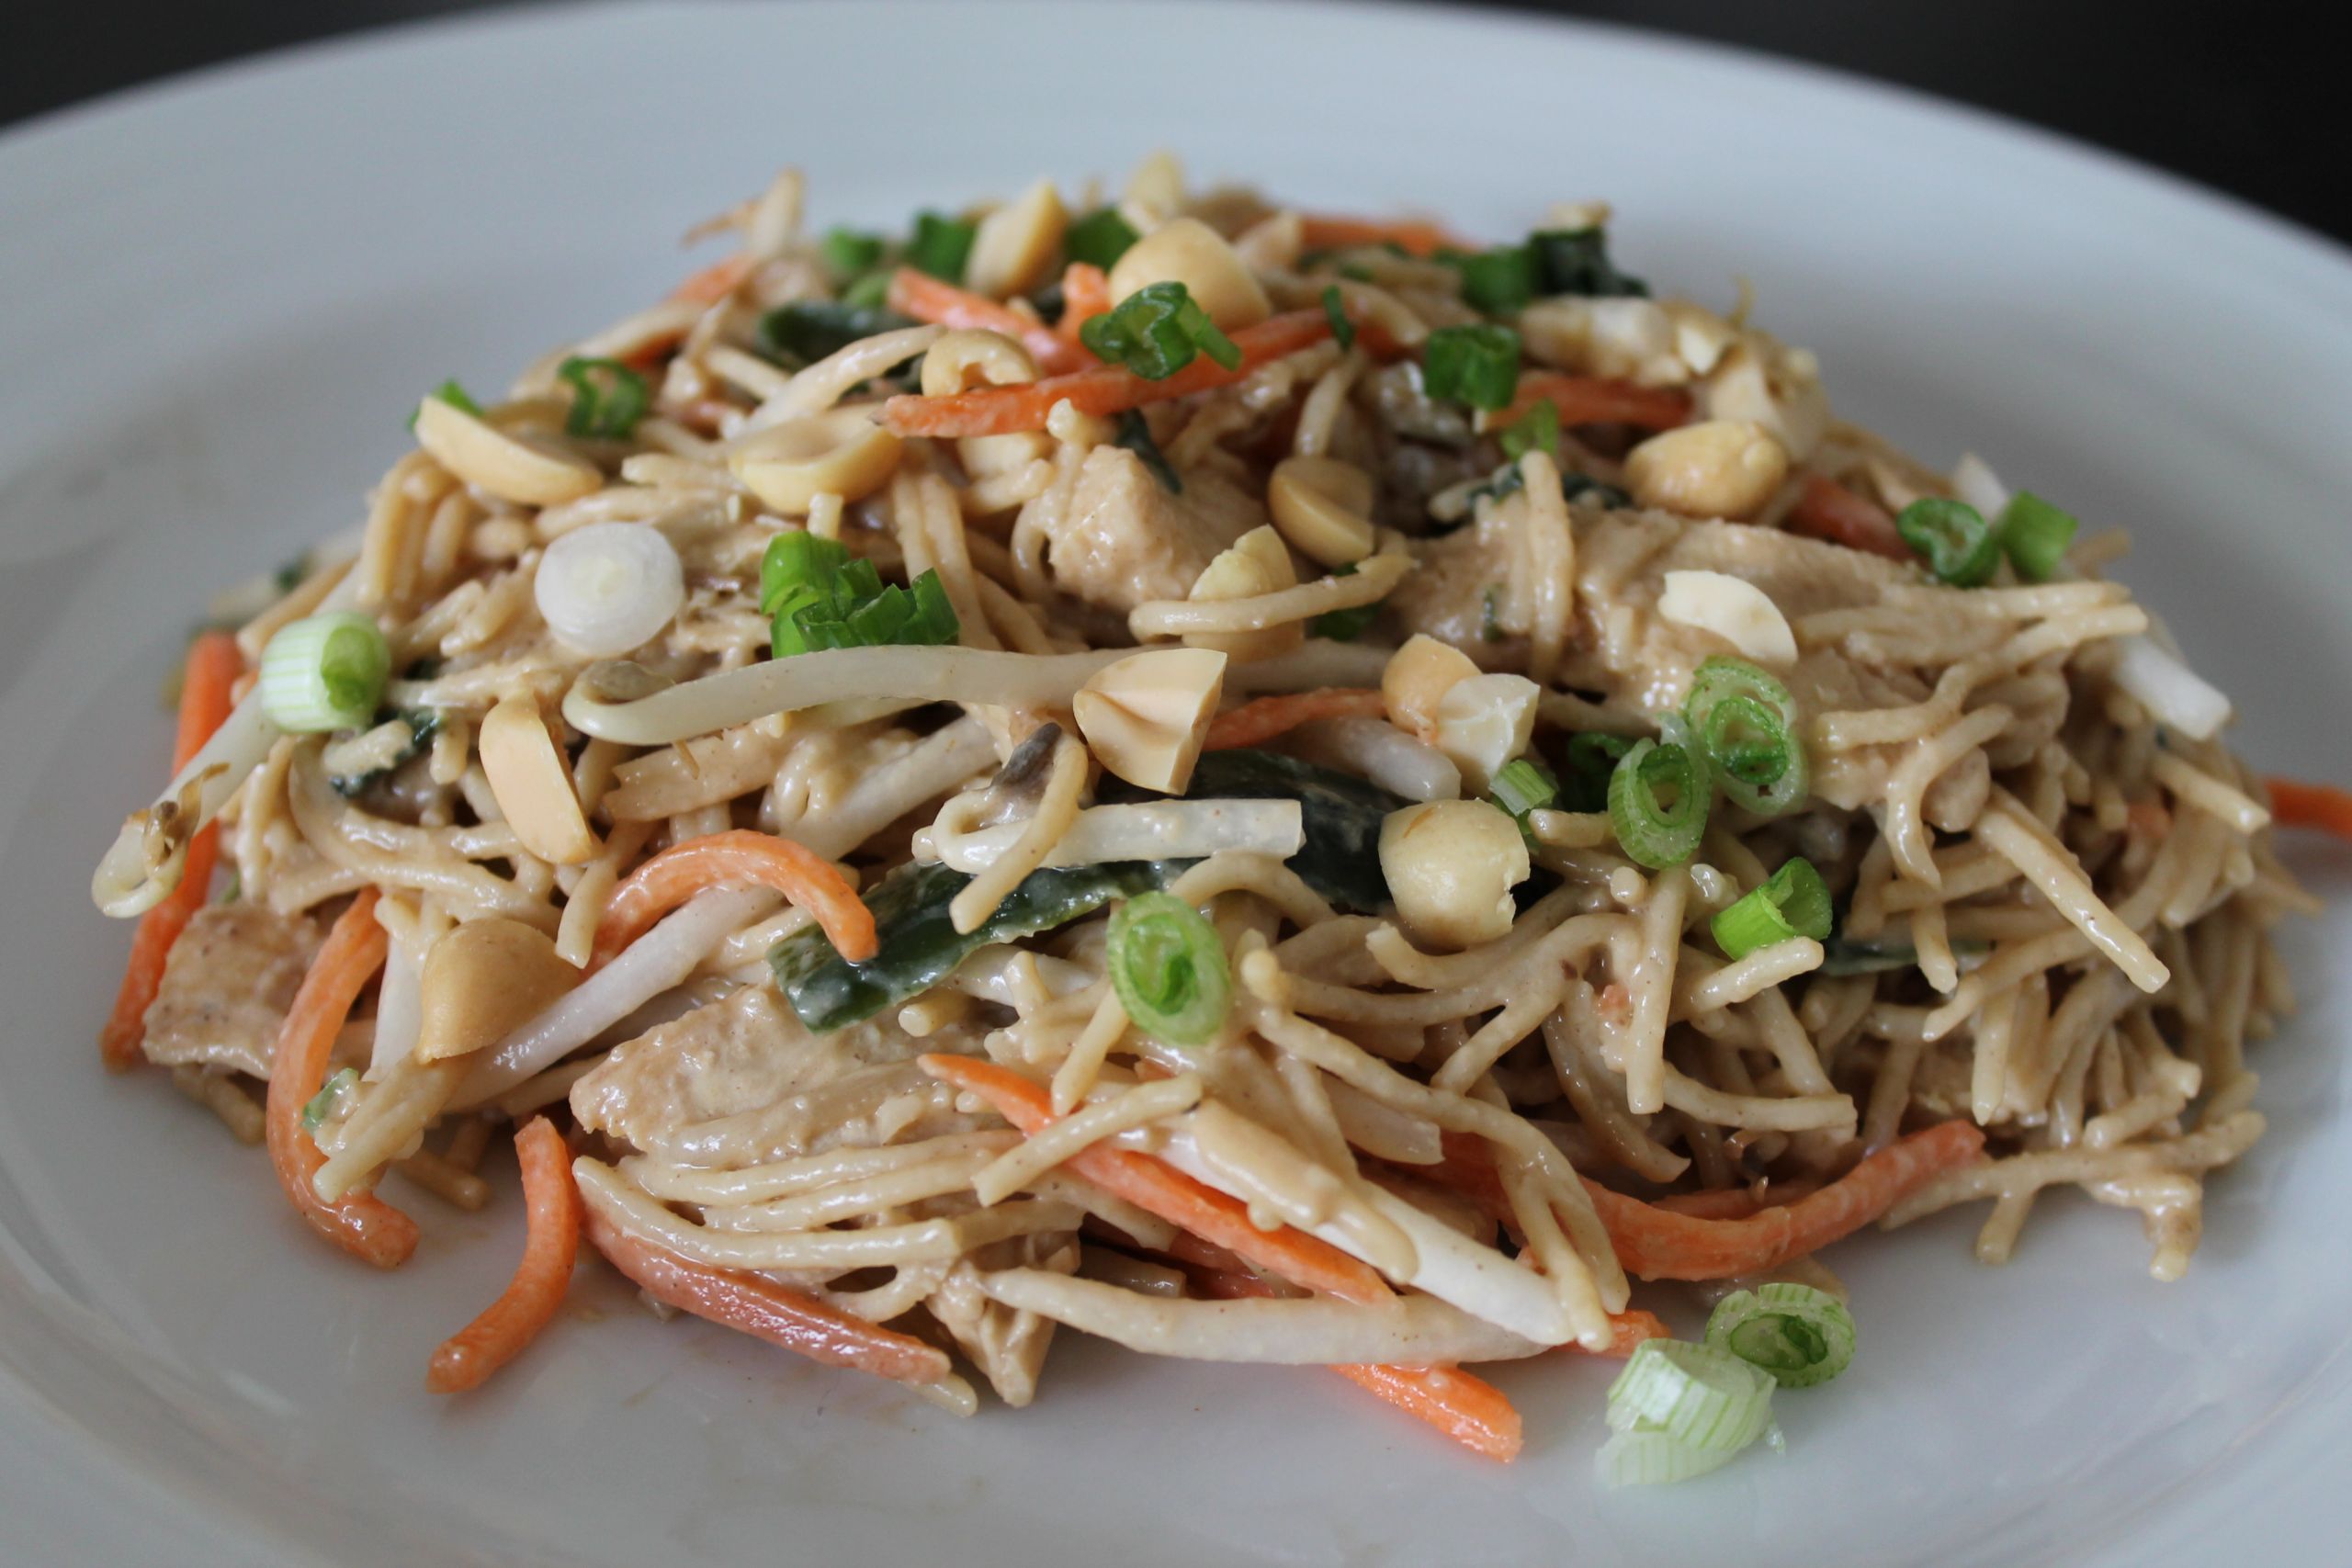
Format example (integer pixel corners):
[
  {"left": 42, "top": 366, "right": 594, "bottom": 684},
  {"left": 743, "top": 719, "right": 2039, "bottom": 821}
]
[
  {"left": 479, "top": 695, "right": 600, "bottom": 864},
  {"left": 1072, "top": 648, "right": 1228, "bottom": 794}
]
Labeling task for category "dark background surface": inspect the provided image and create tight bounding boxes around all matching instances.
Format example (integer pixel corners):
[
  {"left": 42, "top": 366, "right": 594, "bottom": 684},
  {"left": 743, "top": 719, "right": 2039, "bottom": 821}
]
[{"left": 3, "top": 0, "right": 2336, "bottom": 247}]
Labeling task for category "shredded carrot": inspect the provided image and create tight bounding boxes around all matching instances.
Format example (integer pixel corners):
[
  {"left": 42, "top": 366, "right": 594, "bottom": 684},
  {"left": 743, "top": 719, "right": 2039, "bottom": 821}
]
[
  {"left": 1594, "top": 1308, "right": 1672, "bottom": 1356},
  {"left": 581, "top": 1203, "right": 951, "bottom": 1384},
  {"left": 919, "top": 1054, "right": 1391, "bottom": 1303},
  {"left": 100, "top": 631, "right": 242, "bottom": 1072},
  {"left": 1188, "top": 1266, "right": 1521, "bottom": 1461},
  {"left": 1649, "top": 1185, "right": 1816, "bottom": 1221},
  {"left": 1056, "top": 261, "right": 1114, "bottom": 351},
  {"left": 884, "top": 266, "right": 1088, "bottom": 376},
  {"left": 1492, "top": 372, "right": 1690, "bottom": 434},
  {"left": 883, "top": 309, "right": 1335, "bottom": 438},
  {"left": 427, "top": 1116, "right": 580, "bottom": 1393},
  {"left": 264, "top": 889, "right": 421, "bottom": 1269},
  {"left": 1786, "top": 473, "right": 1913, "bottom": 562},
  {"left": 1203, "top": 688, "right": 1387, "bottom": 751},
  {"left": 1582, "top": 1121, "right": 1986, "bottom": 1280},
  {"left": 2124, "top": 796, "right": 2174, "bottom": 840},
  {"left": 591, "top": 829, "right": 876, "bottom": 968},
  {"left": 672, "top": 254, "right": 752, "bottom": 304},
  {"left": 2267, "top": 777, "right": 2352, "bottom": 842},
  {"left": 1298, "top": 215, "right": 1465, "bottom": 260}
]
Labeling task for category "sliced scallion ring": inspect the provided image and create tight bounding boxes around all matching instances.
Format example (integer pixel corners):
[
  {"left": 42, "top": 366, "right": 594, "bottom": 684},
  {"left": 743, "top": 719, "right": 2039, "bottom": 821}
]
[
  {"left": 259, "top": 611, "right": 390, "bottom": 733},
  {"left": 1704, "top": 1281, "right": 1857, "bottom": 1388},
  {"left": 1894, "top": 496, "right": 2000, "bottom": 587},
  {"left": 1106, "top": 892, "right": 1231, "bottom": 1046},
  {"left": 1606, "top": 738, "right": 1709, "bottom": 869},
  {"left": 1711, "top": 856, "right": 1833, "bottom": 959},
  {"left": 1606, "top": 1337, "right": 1779, "bottom": 1449},
  {"left": 1684, "top": 655, "right": 1808, "bottom": 818}
]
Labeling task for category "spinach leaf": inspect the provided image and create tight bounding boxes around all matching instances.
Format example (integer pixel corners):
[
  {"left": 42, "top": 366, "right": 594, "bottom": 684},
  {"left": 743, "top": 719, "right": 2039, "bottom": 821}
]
[
  {"left": 1179, "top": 750, "right": 1405, "bottom": 914},
  {"left": 758, "top": 301, "right": 919, "bottom": 367}
]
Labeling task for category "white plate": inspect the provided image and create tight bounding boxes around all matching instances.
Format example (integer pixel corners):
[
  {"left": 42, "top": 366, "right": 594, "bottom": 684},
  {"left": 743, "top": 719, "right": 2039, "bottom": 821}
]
[{"left": 4, "top": 4, "right": 2349, "bottom": 1562}]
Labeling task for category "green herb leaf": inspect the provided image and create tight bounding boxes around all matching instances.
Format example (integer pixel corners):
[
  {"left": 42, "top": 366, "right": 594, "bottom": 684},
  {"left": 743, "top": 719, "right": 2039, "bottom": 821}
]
[
  {"left": 556, "top": 356, "right": 650, "bottom": 441},
  {"left": 1422, "top": 323, "right": 1521, "bottom": 411},
  {"left": 1529, "top": 227, "right": 1649, "bottom": 298},
  {"left": 820, "top": 226, "right": 887, "bottom": 280},
  {"left": 1064, "top": 207, "right": 1141, "bottom": 270},
  {"left": 906, "top": 211, "right": 978, "bottom": 282},
  {"left": 758, "top": 300, "right": 920, "bottom": 367}
]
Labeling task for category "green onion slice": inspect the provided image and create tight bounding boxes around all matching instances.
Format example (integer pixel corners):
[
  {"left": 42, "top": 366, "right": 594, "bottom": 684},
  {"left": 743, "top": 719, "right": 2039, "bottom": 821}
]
[
  {"left": 1080, "top": 281, "right": 1240, "bottom": 380},
  {"left": 906, "top": 211, "right": 978, "bottom": 282},
  {"left": 1561, "top": 731, "right": 1634, "bottom": 813},
  {"left": 557, "top": 356, "right": 650, "bottom": 441},
  {"left": 1442, "top": 243, "right": 1537, "bottom": 314},
  {"left": 1603, "top": 1338, "right": 1776, "bottom": 1460},
  {"left": 760, "top": 533, "right": 959, "bottom": 657},
  {"left": 1894, "top": 497, "right": 2000, "bottom": 586},
  {"left": 1684, "top": 655, "right": 1808, "bottom": 818},
  {"left": 1308, "top": 563, "right": 1380, "bottom": 640},
  {"left": 1498, "top": 397, "right": 1559, "bottom": 461},
  {"left": 1421, "top": 323, "right": 1521, "bottom": 410},
  {"left": 1106, "top": 891, "right": 1231, "bottom": 1046},
  {"left": 1705, "top": 1281, "right": 1857, "bottom": 1388},
  {"left": 1711, "top": 856, "right": 1833, "bottom": 959},
  {"left": 839, "top": 273, "right": 893, "bottom": 312},
  {"left": 1489, "top": 757, "right": 1559, "bottom": 848},
  {"left": 1998, "top": 491, "right": 2079, "bottom": 581},
  {"left": 1321, "top": 284, "right": 1356, "bottom": 351},
  {"left": 1064, "top": 207, "right": 1140, "bottom": 271},
  {"left": 820, "top": 226, "right": 887, "bottom": 280},
  {"left": 301, "top": 1066, "right": 358, "bottom": 1133},
  {"left": 260, "top": 611, "right": 391, "bottom": 733},
  {"left": 1607, "top": 738, "right": 1710, "bottom": 869}
]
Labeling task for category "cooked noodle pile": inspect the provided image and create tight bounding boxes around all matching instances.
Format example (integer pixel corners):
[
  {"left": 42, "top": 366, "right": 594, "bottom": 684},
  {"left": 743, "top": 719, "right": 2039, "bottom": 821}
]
[{"left": 91, "top": 157, "right": 2328, "bottom": 1457}]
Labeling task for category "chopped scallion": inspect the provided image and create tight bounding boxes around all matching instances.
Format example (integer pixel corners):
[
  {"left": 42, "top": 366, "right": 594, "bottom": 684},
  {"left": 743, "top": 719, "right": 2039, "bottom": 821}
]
[
  {"left": 1421, "top": 323, "right": 1521, "bottom": 411},
  {"left": 1894, "top": 497, "right": 2000, "bottom": 586},
  {"left": 1684, "top": 656, "right": 1808, "bottom": 818},
  {"left": 1597, "top": 1338, "right": 1776, "bottom": 1487},
  {"left": 840, "top": 272, "right": 893, "bottom": 311},
  {"left": 1080, "top": 281, "right": 1240, "bottom": 380},
  {"left": 905, "top": 210, "right": 978, "bottom": 283},
  {"left": 259, "top": 611, "right": 390, "bottom": 734},
  {"left": 1064, "top": 207, "right": 1140, "bottom": 270},
  {"left": 1998, "top": 491, "right": 2079, "bottom": 581},
  {"left": 1607, "top": 737, "right": 1710, "bottom": 869},
  {"left": 1705, "top": 1281, "right": 1856, "bottom": 1388},
  {"left": 760, "top": 532, "right": 959, "bottom": 658},
  {"left": 820, "top": 226, "right": 887, "bottom": 280},
  {"left": 300, "top": 1066, "right": 358, "bottom": 1133},
  {"left": 1711, "top": 856, "right": 1833, "bottom": 959},
  {"left": 1498, "top": 397, "right": 1560, "bottom": 461},
  {"left": 1308, "top": 563, "right": 1380, "bottom": 640},
  {"left": 1106, "top": 891, "right": 1231, "bottom": 1046},
  {"left": 1321, "top": 284, "right": 1356, "bottom": 351},
  {"left": 1445, "top": 243, "right": 1538, "bottom": 314},
  {"left": 556, "top": 356, "right": 650, "bottom": 441},
  {"left": 1561, "top": 731, "right": 1634, "bottom": 813},
  {"left": 406, "top": 378, "right": 480, "bottom": 429},
  {"left": 1489, "top": 757, "right": 1558, "bottom": 847}
]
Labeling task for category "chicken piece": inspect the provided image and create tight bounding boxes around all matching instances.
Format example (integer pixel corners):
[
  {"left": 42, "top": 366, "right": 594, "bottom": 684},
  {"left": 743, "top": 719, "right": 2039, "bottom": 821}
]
[
  {"left": 1039, "top": 445, "right": 1267, "bottom": 613},
  {"left": 571, "top": 984, "right": 985, "bottom": 1163},
  {"left": 141, "top": 903, "right": 322, "bottom": 1079},
  {"left": 926, "top": 1235, "right": 1080, "bottom": 1407}
]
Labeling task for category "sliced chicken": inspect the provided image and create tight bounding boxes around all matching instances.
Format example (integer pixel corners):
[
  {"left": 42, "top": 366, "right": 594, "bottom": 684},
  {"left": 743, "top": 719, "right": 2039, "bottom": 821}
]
[
  {"left": 141, "top": 903, "right": 321, "bottom": 1078},
  {"left": 1038, "top": 444, "right": 1267, "bottom": 613}
]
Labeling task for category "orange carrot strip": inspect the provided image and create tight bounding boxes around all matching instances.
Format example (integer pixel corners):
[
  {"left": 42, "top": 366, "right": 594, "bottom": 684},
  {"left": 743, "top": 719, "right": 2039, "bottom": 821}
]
[
  {"left": 264, "top": 889, "right": 421, "bottom": 1269},
  {"left": 2267, "top": 777, "right": 2352, "bottom": 842},
  {"left": 1582, "top": 1122, "right": 1986, "bottom": 1280},
  {"left": 581, "top": 1203, "right": 950, "bottom": 1384},
  {"left": 884, "top": 309, "right": 1335, "bottom": 438},
  {"left": 1595, "top": 1308, "right": 1672, "bottom": 1356},
  {"left": 1203, "top": 689, "right": 1387, "bottom": 751},
  {"left": 100, "top": 631, "right": 242, "bottom": 1072},
  {"left": 1298, "top": 215, "right": 1465, "bottom": 259},
  {"left": 1649, "top": 1183, "right": 1818, "bottom": 1221},
  {"left": 1329, "top": 1363, "right": 1523, "bottom": 1461},
  {"left": 1492, "top": 371, "right": 1690, "bottom": 434},
  {"left": 672, "top": 254, "right": 752, "bottom": 304},
  {"left": 592, "top": 829, "right": 876, "bottom": 968},
  {"left": 1057, "top": 262, "right": 1114, "bottom": 351},
  {"left": 1787, "top": 473, "right": 1913, "bottom": 561},
  {"left": 885, "top": 267, "right": 1089, "bottom": 376},
  {"left": 427, "top": 1117, "right": 579, "bottom": 1392},
  {"left": 1188, "top": 1266, "right": 1521, "bottom": 1461},
  {"left": 920, "top": 1054, "right": 1391, "bottom": 1303}
]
